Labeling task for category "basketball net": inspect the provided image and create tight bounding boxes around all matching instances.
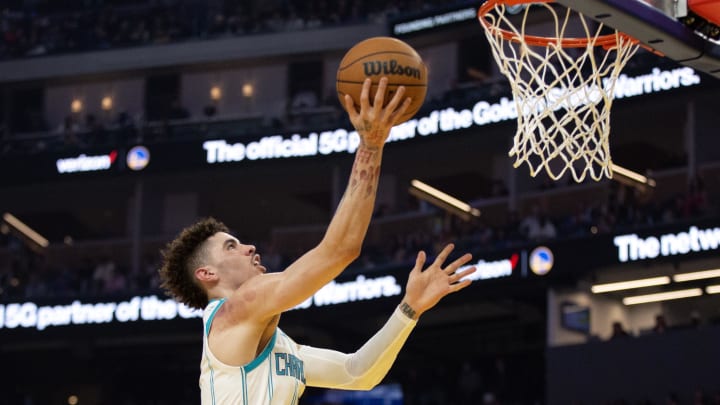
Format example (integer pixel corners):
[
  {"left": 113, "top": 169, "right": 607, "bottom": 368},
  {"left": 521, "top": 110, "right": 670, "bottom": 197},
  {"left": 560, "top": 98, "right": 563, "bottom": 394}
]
[{"left": 479, "top": 0, "right": 640, "bottom": 182}]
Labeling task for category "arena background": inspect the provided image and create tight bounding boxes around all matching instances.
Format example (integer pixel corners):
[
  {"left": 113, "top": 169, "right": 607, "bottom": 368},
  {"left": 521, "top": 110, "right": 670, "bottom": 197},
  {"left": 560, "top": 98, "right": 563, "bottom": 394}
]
[{"left": 1, "top": 1, "right": 719, "bottom": 404}]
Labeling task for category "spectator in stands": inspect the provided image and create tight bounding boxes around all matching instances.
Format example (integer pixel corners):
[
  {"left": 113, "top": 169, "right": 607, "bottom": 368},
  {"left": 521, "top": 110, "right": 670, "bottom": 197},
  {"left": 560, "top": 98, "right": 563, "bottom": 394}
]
[
  {"left": 653, "top": 314, "right": 668, "bottom": 334},
  {"left": 457, "top": 361, "right": 483, "bottom": 404},
  {"left": 85, "top": 113, "right": 108, "bottom": 146},
  {"left": 610, "top": 321, "right": 631, "bottom": 340},
  {"left": 168, "top": 99, "right": 190, "bottom": 120},
  {"left": 92, "top": 256, "right": 117, "bottom": 293},
  {"left": 59, "top": 115, "right": 83, "bottom": 149},
  {"left": 519, "top": 204, "right": 541, "bottom": 238},
  {"left": 105, "top": 265, "right": 128, "bottom": 295},
  {"left": 690, "top": 311, "right": 702, "bottom": 329},
  {"left": 133, "top": 254, "right": 159, "bottom": 292},
  {"left": 662, "top": 193, "right": 686, "bottom": 223},
  {"left": 685, "top": 173, "right": 709, "bottom": 217},
  {"left": 77, "top": 257, "right": 95, "bottom": 295},
  {"left": 527, "top": 213, "right": 557, "bottom": 241}
]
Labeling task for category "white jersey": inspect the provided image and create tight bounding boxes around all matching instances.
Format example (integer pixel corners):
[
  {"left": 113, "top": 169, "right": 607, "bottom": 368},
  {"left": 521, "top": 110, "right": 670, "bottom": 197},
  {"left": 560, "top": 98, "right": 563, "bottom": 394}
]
[{"left": 200, "top": 299, "right": 306, "bottom": 405}]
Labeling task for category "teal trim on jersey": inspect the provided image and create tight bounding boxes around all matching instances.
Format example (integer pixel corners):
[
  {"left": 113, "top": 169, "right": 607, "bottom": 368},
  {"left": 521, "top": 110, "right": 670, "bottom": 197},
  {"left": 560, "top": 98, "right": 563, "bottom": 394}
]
[
  {"left": 205, "top": 299, "right": 226, "bottom": 337},
  {"left": 243, "top": 331, "right": 277, "bottom": 373},
  {"left": 267, "top": 354, "right": 274, "bottom": 402},
  {"left": 204, "top": 300, "right": 225, "bottom": 405},
  {"left": 241, "top": 368, "right": 248, "bottom": 405},
  {"left": 209, "top": 363, "right": 217, "bottom": 405}
]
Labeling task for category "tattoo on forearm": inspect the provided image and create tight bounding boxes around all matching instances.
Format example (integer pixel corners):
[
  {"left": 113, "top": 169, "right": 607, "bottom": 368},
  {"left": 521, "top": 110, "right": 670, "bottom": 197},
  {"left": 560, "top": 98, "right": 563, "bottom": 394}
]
[
  {"left": 399, "top": 302, "right": 417, "bottom": 319},
  {"left": 357, "top": 148, "right": 375, "bottom": 164},
  {"left": 349, "top": 165, "right": 379, "bottom": 197},
  {"left": 349, "top": 149, "right": 381, "bottom": 198},
  {"left": 365, "top": 166, "right": 380, "bottom": 197}
]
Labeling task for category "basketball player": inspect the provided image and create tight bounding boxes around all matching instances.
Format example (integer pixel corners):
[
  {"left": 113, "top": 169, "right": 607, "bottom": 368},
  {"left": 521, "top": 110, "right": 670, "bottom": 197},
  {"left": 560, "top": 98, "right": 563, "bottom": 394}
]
[{"left": 159, "top": 78, "right": 477, "bottom": 404}]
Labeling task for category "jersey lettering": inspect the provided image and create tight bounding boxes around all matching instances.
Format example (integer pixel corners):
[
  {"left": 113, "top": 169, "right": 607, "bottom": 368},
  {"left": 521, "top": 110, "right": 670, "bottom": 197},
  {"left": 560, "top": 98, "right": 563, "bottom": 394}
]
[{"left": 275, "top": 353, "right": 306, "bottom": 383}]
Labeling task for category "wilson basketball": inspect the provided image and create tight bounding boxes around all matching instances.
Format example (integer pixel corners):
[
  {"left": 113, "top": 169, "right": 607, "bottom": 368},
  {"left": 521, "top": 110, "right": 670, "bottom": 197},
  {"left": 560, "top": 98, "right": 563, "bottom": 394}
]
[{"left": 337, "top": 37, "right": 427, "bottom": 124}]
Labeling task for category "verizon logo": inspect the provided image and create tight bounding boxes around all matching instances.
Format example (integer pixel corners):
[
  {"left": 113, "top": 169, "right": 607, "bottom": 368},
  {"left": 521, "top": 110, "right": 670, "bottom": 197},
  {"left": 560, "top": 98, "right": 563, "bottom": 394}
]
[
  {"left": 460, "top": 253, "right": 519, "bottom": 281},
  {"left": 56, "top": 151, "right": 117, "bottom": 174}
]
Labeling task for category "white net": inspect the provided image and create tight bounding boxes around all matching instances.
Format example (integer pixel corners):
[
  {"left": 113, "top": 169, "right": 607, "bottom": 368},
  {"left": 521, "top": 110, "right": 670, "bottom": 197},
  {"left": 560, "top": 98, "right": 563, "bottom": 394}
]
[{"left": 479, "top": 1, "right": 640, "bottom": 182}]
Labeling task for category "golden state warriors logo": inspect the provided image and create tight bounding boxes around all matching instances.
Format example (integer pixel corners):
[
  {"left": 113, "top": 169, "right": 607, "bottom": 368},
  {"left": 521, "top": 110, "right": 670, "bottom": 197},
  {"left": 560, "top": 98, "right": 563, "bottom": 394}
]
[
  {"left": 127, "top": 146, "right": 150, "bottom": 171},
  {"left": 529, "top": 246, "right": 553, "bottom": 276}
]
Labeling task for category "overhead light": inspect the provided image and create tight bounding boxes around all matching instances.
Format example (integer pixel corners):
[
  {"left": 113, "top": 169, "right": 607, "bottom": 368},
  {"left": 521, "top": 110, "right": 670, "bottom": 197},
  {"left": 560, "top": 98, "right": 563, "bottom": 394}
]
[
  {"left": 591, "top": 276, "right": 670, "bottom": 293},
  {"left": 2, "top": 212, "right": 49, "bottom": 248},
  {"left": 409, "top": 179, "right": 480, "bottom": 221},
  {"left": 210, "top": 86, "right": 222, "bottom": 101},
  {"left": 706, "top": 285, "right": 720, "bottom": 294},
  {"left": 673, "top": 268, "right": 720, "bottom": 282},
  {"left": 622, "top": 288, "right": 702, "bottom": 305},
  {"left": 101, "top": 96, "right": 113, "bottom": 111},
  {"left": 242, "top": 83, "right": 254, "bottom": 98},
  {"left": 611, "top": 163, "right": 656, "bottom": 189},
  {"left": 70, "top": 99, "right": 83, "bottom": 113}
]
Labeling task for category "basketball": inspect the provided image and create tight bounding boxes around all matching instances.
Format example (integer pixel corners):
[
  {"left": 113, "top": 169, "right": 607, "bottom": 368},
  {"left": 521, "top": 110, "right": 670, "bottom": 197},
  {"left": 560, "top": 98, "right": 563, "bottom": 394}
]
[{"left": 337, "top": 36, "right": 428, "bottom": 124}]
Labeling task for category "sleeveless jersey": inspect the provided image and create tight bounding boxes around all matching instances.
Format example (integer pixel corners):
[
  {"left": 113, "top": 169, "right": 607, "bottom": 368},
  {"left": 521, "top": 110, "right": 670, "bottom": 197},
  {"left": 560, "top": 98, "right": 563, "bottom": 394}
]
[{"left": 200, "top": 299, "right": 306, "bottom": 405}]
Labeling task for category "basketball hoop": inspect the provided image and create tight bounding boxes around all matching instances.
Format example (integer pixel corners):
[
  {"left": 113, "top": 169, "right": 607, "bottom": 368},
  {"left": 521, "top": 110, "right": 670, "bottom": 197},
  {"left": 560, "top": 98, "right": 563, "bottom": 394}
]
[{"left": 478, "top": 0, "right": 641, "bottom": 182}]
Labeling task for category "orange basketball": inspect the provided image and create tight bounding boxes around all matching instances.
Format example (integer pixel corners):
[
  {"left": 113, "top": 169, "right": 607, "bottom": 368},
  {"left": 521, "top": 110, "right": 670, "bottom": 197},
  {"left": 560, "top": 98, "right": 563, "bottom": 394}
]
[{"left": 336, "top": 37, "right": 428, "bottom": 124}]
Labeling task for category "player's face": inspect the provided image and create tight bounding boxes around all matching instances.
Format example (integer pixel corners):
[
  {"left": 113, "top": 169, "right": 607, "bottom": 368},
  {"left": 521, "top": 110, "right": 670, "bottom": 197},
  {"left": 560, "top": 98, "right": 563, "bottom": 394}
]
[{"left": 206, "top": 232, "right": 266, "bottom": 287}]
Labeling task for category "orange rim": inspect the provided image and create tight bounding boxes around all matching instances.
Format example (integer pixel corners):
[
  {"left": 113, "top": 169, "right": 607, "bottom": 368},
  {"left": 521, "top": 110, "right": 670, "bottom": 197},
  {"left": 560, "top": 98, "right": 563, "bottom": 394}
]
[{"left": 478, "top": 0, "right": 640, "bottom": 49}]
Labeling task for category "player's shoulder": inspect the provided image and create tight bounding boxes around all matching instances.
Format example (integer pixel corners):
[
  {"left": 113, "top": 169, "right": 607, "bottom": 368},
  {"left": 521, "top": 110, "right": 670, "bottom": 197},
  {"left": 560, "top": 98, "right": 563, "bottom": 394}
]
[{"left": 224, "top": 272, "right": 284, "bottom": 320}]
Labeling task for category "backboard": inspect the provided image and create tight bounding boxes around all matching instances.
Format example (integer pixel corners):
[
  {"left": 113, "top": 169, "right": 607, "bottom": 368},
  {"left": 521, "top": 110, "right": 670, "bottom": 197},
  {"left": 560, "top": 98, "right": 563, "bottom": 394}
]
[{"left": 554, "top": 0, "right": 720, "bottom": 79}]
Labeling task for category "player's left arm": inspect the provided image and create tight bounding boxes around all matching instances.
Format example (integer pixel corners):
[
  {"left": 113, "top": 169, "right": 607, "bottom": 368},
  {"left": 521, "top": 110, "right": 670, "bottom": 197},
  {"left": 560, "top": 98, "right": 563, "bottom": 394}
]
[{"left": 300, "top": 244, "right": 476, "bottom": 390}]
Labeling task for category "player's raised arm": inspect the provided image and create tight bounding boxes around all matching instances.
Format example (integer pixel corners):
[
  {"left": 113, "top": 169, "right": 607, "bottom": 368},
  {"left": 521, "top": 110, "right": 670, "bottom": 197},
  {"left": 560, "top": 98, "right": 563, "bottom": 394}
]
[
  {"left": 299, "top": 244, "right": 477, "bottom": 390},
  {"left": 230, "top": 77, "right": 412, "bottom": 321}
]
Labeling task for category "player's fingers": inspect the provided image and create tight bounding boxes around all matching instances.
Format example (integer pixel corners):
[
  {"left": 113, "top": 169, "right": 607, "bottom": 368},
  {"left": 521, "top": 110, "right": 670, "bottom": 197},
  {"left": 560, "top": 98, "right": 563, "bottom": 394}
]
[
  {"left": 373, "top": 77, "right": 388, "bottom": 114},
  {"left": 448, "top": 279, "right": 473, "bottom": 293},
  {"left": 444, "top": 253, "right": 473, "bottom": 272},
  {"left": 449, "top": 265, "right": 476, "bottom": 283},
  {"left": 413, "top": 250, "right": 426, "bottom": 274},
  {"left": 388, "top": 97, "right": 412, "bottom": 126},
  {"left": 360, "top": 78, "right": 372, "bottom": 112},
  {"left": 432, "top": 243, "right": 455, "bottom": 267},
  {"left": 383, "top": 85, "right": 406, "bottom": 118},
  {"left": 343, "top": 94, "right": 358, "bottom": 117}
]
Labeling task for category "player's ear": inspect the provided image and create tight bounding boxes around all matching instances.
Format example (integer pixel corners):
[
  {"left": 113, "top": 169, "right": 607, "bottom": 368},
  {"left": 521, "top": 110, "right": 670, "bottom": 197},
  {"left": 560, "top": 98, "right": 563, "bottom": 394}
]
[{"left": 195, "top": 266, "right": 217, "bottom": 282}]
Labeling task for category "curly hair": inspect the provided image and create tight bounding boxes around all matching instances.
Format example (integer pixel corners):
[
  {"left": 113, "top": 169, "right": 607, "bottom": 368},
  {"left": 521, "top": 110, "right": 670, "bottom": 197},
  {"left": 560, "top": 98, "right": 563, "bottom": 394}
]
[{"left": 159, "top": 217, "right": 229, "bottom": 310}]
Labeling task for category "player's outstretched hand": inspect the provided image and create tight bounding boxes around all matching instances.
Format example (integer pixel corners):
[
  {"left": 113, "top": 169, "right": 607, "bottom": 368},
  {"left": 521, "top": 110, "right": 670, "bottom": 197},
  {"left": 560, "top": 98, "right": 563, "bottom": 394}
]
[
  {"left": 343, "top": 77, "right": 412, "bottom": 149},
  {"left": 400, "top": 244, "right": 476, "bottom": 320}
]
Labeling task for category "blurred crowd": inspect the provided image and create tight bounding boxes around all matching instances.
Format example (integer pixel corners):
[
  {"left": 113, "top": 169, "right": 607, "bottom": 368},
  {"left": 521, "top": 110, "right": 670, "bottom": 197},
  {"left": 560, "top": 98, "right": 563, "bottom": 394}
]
[
  {"left": 0, "top": 76, "right": 505, "bottom": 157},
  {"left": 0, "top": 0, "right": 460, "bottom": 60},
  {"left": 0, "top": 172, "right": 714, "bottom": 303},
  {"left": 0, "top": 0, "right": 492, "bottom": 158}
]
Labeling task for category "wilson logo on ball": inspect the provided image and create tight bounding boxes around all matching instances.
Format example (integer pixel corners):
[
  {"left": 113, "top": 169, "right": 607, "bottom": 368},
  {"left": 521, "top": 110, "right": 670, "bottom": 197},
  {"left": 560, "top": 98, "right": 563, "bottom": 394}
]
[
  {"left": 362, "top": 60, "right": 422, "bottom": 79},
  {"left": 337, "top": 36, "right": 428, "bottom": 124}
]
